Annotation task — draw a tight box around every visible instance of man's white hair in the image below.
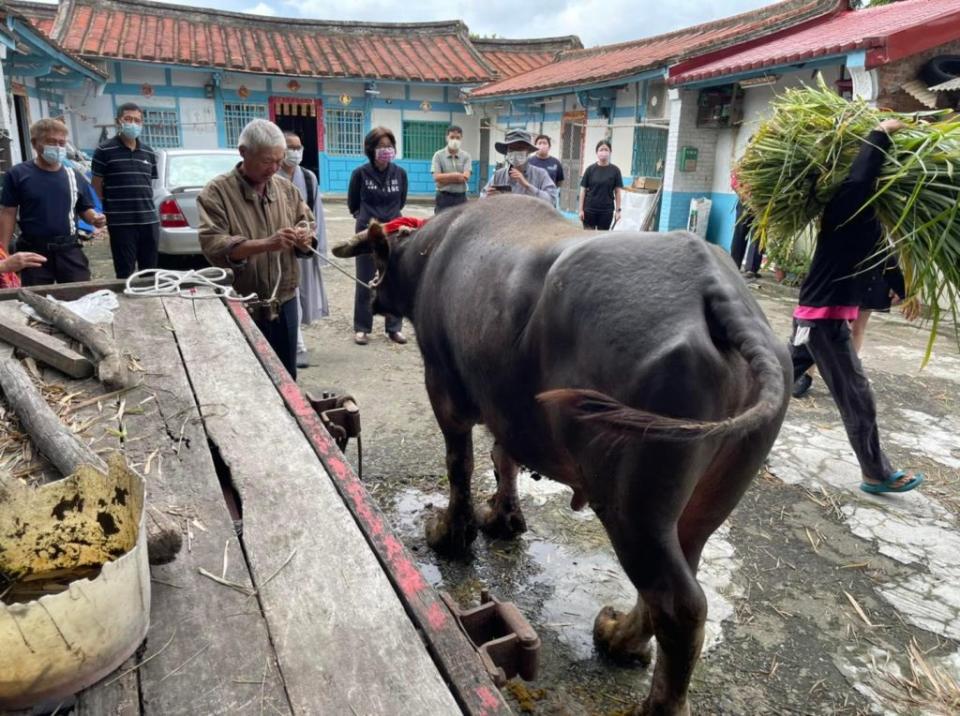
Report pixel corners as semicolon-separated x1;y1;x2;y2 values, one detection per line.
238;119;285;151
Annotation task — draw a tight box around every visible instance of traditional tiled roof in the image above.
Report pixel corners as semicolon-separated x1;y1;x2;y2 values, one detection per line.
3;1;107;80
7;0;58;37
473;36;582;78
469;0;846;99
34;0;499;83
671;0;960;85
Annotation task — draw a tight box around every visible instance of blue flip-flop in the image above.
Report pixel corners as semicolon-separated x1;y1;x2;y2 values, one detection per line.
860;470;924;495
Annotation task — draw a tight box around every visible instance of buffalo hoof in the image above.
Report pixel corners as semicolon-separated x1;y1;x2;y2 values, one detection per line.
636;697;690;716
425;507;477;556
476;498;527;539
593;606;653;666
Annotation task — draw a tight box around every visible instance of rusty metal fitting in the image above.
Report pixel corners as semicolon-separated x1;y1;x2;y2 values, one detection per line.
440;589;541;687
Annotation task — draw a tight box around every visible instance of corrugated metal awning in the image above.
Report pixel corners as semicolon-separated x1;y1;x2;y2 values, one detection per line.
930;77;960;92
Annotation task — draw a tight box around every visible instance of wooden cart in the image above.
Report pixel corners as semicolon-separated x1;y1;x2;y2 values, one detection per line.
0;281;511;716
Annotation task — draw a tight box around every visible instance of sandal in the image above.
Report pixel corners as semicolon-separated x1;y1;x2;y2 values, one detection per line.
860;470;924;495
354;332;369;345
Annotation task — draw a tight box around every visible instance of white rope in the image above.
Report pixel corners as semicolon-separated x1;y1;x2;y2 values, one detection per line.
304;244;375;289
123;267;258;301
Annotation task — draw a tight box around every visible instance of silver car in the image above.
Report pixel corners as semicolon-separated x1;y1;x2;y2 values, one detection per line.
154;149;240;265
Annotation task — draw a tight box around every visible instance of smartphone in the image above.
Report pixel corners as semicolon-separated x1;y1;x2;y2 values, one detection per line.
492;184;513;193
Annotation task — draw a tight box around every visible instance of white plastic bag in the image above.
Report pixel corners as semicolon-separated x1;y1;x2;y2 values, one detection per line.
20;289;120;325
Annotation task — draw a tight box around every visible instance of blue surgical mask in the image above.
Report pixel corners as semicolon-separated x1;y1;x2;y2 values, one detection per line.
120;122;142;139
42;145;67;164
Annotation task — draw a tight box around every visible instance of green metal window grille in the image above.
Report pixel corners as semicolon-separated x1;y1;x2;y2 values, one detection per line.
632;125;669;178
142;108;181;149
325;109;365;156
402;121;448;161
223;103;268;147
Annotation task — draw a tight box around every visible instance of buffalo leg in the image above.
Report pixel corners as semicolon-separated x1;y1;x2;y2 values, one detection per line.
638;550;706;716
425;427;479;555
591;444;709;716
476;442;527;539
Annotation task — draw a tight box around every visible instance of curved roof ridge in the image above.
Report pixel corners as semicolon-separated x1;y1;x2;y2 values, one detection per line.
55;0;470;36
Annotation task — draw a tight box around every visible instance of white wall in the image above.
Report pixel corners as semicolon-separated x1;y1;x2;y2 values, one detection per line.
64;91;113;151
121;64;166;86
709;64;845;195
179;97;218;148
170;70;207;88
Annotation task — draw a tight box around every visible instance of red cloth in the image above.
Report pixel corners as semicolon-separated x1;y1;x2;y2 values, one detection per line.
793;305;859;321
0;247;21;289
381;216;426;235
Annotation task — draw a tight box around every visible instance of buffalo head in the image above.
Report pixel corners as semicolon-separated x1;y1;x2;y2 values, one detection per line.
331;221;420;319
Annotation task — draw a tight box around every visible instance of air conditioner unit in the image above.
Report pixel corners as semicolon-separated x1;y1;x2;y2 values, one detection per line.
646;80;667;120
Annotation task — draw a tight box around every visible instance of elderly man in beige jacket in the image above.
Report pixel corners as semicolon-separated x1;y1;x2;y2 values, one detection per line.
198;119;315;379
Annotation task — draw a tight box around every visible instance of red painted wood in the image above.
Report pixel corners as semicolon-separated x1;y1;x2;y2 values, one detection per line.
227;302;512;716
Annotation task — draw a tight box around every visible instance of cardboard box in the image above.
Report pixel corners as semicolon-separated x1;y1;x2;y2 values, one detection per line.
631;176;662;191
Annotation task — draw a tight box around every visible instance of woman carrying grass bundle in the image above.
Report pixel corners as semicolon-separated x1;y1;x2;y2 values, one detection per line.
789;119;923;495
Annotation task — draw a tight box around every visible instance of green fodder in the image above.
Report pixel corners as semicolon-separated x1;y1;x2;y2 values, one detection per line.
736;76;960;361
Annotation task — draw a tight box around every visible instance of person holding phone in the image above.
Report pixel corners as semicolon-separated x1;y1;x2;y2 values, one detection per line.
481;129;557;205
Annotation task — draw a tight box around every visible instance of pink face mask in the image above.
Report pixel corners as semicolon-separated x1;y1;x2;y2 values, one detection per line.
375;147;396;163
597;149;611;161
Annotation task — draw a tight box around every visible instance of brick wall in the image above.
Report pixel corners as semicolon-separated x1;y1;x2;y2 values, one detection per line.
877;39;960;111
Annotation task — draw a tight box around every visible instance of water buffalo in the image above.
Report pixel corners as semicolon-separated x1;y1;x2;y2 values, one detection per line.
334;195;790;715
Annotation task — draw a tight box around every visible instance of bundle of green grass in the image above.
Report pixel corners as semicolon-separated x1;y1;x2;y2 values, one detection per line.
735;77;960;357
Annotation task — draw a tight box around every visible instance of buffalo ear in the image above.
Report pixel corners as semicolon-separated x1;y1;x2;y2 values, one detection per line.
331;230;374;258
368;221;390;261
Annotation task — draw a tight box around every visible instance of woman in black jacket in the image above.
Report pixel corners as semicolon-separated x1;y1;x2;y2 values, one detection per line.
347;127;408;345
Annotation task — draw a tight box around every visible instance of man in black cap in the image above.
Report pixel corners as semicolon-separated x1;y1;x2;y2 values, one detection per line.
481;129;557;205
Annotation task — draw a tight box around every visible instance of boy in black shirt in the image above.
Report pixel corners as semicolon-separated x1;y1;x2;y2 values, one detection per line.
789;119;922;495
527;134;564;205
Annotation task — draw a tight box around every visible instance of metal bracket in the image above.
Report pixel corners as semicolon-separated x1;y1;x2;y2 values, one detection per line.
306;390;361;452
306;389;363;478
440;589;541;687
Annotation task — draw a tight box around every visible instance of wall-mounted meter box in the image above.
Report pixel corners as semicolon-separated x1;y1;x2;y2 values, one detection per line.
679;146;699;172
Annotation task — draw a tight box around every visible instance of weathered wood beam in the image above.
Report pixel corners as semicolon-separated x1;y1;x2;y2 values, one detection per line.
17;289;134;390
0;320;94;379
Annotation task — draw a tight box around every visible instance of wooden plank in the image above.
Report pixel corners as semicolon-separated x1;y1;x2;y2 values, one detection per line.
106;296;290;716
0;272;234;302
0;319;93;378
165;297;462;716
227;303;513;716
0;279;130;302
75;658;141;716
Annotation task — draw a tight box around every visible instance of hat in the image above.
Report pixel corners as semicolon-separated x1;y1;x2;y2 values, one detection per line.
495;129;537;154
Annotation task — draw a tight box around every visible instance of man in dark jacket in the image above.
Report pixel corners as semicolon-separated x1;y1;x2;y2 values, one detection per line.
789;119;923;495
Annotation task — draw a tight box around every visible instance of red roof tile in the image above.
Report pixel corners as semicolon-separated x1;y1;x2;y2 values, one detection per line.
37;0;497;83
7;1;58;37
3;1;107;79
671;0;960;84
473;37;583;78
470;0;845;98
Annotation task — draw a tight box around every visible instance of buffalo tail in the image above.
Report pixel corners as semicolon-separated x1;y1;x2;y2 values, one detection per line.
537;282;788;442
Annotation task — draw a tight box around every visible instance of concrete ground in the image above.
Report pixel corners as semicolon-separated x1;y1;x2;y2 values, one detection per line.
88;202;960;715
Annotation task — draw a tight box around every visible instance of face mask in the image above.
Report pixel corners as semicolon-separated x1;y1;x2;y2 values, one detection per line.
447;138;461;152
285;148;303;165
42;145;67;164
597;149;611;161
120;122;142;139
375;147;396;163
506;151;528;167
